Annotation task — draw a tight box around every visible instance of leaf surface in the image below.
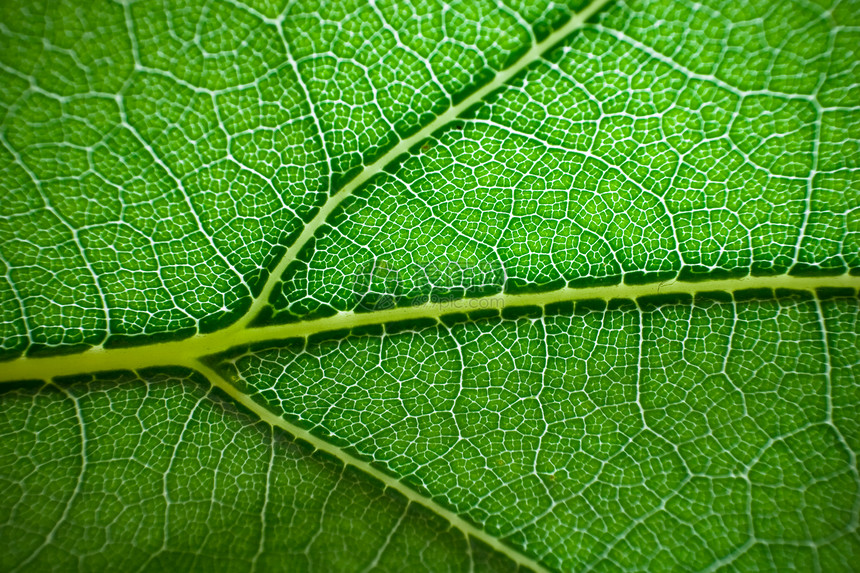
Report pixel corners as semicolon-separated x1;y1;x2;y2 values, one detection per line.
1;0;859;571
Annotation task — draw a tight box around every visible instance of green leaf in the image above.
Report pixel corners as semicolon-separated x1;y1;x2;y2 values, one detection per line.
1;0;859;571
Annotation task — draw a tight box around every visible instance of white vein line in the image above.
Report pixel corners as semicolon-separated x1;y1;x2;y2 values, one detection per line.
272;16;332;198
251;426;275;573
359;500;410;573
13;382;87;572
0;132;112;347
136;386;205;573
811;294;860;540
231;0;615;330
791;75;827;271
191;359;552;573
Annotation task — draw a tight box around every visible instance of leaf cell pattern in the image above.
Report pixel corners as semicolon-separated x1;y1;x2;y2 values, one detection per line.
0;0;859;571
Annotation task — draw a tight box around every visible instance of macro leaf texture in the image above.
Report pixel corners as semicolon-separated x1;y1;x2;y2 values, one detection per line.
1;0;859;570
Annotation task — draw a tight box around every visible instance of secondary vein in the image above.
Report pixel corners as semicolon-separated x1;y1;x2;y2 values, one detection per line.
191;359;553;573
230;0;615;332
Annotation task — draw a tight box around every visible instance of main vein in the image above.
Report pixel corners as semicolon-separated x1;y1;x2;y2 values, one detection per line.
2;273;857;384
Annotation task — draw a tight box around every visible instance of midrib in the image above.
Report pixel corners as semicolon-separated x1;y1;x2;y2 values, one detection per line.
1;273;857;384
